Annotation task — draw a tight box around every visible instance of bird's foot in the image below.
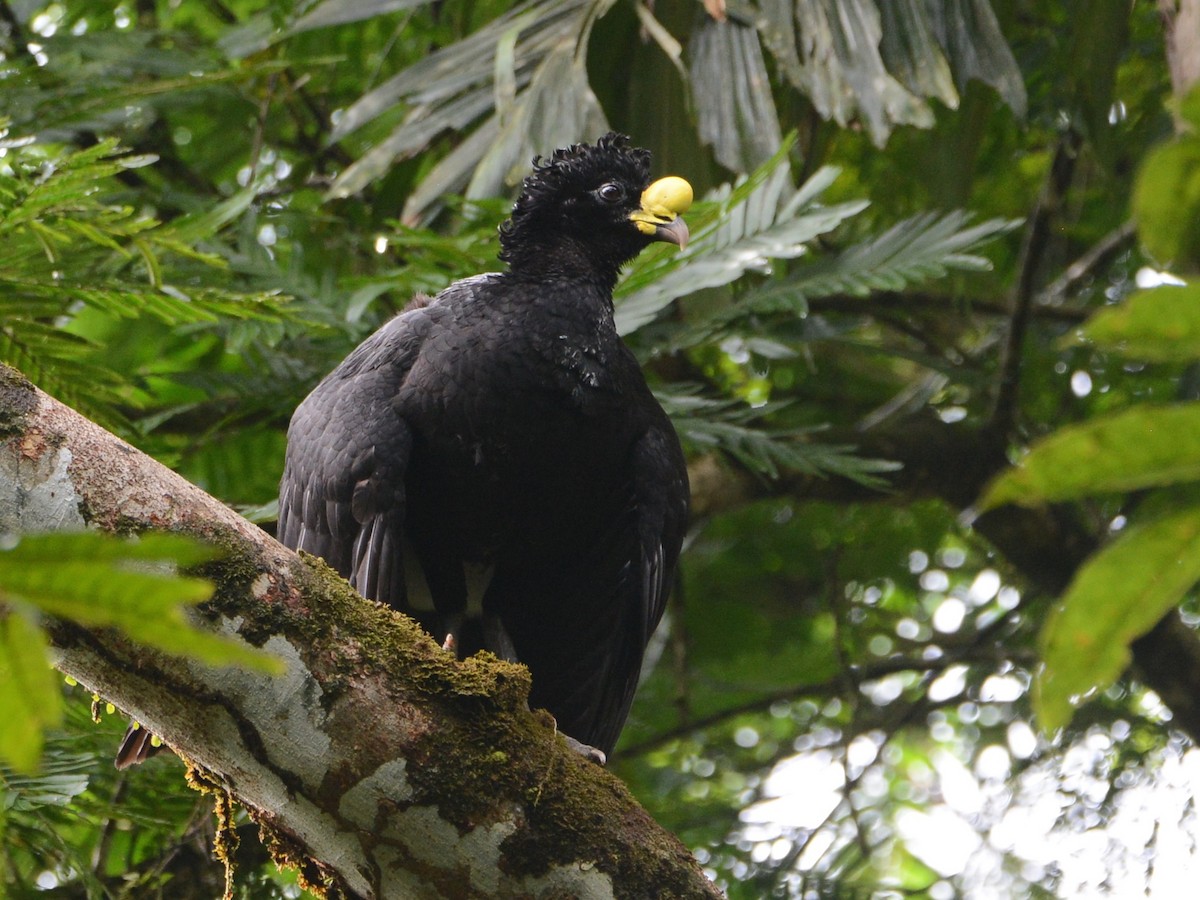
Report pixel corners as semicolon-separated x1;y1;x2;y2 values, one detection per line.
534;708;608;764
440;612;463;654
562;734;607;766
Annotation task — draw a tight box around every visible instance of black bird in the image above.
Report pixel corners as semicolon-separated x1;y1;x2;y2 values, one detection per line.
275;133;691;761
114;135;690;769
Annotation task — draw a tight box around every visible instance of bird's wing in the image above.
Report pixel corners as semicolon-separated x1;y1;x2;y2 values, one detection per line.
581;425;690;756
277;312;426;607
631;426;689;646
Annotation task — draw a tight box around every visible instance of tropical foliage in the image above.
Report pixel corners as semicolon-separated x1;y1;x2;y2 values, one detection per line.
2;0;1199;897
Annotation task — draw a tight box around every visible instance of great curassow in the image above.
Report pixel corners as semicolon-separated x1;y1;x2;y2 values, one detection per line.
117;133;691;768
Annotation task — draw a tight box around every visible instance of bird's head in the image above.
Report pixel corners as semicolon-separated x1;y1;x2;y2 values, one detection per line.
498;133;692;285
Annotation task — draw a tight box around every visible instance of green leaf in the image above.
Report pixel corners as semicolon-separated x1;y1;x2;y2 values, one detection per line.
0;533;282;673
1035;505;1200;732
1072;282;1200;361
980;404;1200;508
289;0;434;34
1179;81;1200;135
1132;136;1200;268
160;183;264;245
0;610;62;772
689;19;783;172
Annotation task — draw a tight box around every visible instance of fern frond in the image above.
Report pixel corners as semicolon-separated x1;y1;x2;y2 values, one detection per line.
0;134;294;425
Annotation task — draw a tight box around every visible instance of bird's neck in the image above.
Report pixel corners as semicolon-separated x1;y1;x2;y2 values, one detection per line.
501;235;633;294
508;266;618;297
501;269;617;317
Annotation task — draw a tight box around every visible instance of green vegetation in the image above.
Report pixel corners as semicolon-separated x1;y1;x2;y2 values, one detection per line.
2;1;1199;896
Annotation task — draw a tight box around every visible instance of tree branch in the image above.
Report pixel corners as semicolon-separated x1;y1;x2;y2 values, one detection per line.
1160;0;1200;98
810;292;1093;325
0;365;720;900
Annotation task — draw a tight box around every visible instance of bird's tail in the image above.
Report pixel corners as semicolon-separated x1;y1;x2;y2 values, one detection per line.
114;721;163;769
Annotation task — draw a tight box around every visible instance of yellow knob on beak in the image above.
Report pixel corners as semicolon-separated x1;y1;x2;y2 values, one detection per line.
630;176;693;249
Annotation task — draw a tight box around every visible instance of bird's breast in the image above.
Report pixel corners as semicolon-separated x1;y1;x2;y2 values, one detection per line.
550;331;613;396
397;296;647;555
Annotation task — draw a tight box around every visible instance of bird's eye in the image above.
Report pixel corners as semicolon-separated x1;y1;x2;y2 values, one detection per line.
597;182;624;204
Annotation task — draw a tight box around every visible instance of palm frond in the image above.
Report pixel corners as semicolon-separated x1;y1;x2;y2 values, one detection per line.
1;752;93;812
689;18;783;172
326;0;601;207
676;210;1019;344
661;393;900;486
751;0;1025;146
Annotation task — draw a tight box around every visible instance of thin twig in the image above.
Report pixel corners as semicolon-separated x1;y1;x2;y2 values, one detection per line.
90;772;129;875
618;646;1006;757
1038;220;1138;306
246;72;278;187
823;553;874;863
0;1;33;61
991;128;1084;437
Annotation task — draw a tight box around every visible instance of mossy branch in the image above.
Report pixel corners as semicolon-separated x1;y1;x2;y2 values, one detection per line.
0;364;721;900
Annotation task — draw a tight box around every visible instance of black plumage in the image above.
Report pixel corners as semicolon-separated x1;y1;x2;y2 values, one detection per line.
275;133;691;760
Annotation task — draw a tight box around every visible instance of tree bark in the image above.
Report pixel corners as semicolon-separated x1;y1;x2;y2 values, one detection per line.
0;365;721;900
1160;0;1200;99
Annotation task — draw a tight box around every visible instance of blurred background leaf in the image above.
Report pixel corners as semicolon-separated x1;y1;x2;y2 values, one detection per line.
0;530;284;780
1036;504;1200;733
1073;281;1200;362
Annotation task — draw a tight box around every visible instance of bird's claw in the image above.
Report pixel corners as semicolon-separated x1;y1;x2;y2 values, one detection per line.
562;733;607;766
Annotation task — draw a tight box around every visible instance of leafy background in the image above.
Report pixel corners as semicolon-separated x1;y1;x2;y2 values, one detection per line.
2;0;1200;897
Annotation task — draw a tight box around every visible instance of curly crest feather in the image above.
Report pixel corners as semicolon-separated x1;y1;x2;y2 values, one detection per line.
498;133;653;270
